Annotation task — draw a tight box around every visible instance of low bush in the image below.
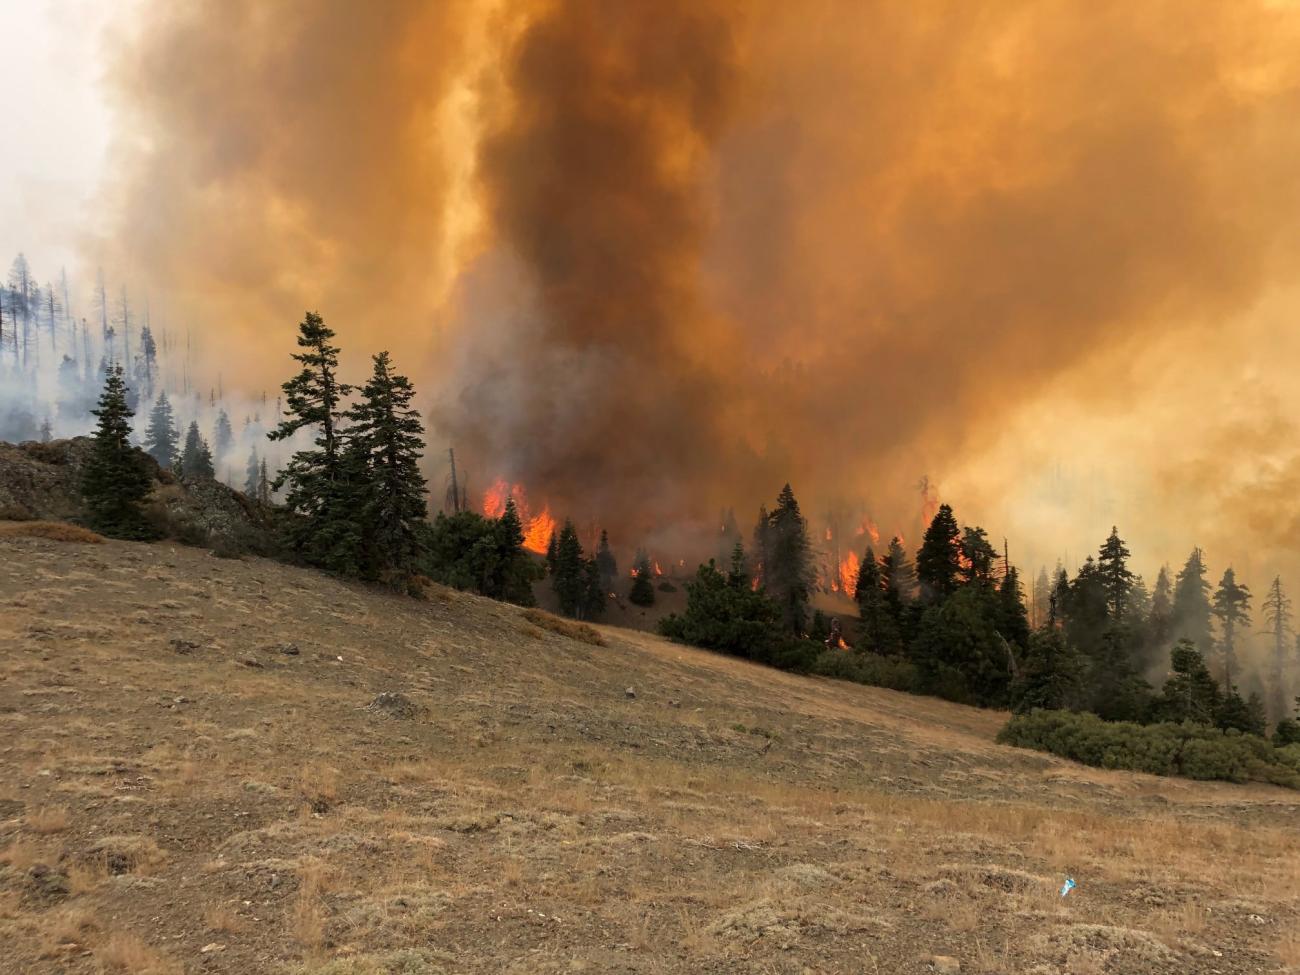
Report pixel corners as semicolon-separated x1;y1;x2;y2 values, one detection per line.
998;709;1300;789
810;649;918;693
521;608;606;647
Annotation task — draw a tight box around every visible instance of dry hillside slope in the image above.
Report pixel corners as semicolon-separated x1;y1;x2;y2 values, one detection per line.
1;531;1298;974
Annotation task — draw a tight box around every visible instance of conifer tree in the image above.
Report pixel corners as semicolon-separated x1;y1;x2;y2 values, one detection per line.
629;551;656;607
143;392;178;470
1172;547;1213;653
257;458;271;504
1263;577;1293;720
855;546;896;652
1215;686;1266;736
80;367;155;539
1158;640;1221;725
595;529;618;589
996;566;1031;651
552;520;586;618
244;446;260;496
764;485;813;634
345;351;428;578
1032;567;1051;629
1062;557;1109;659
916;504;961;601
959;525;997;586
880;536;916;609
1211;567;1251;686
493;497;537;606
751;504;771;586
213;409;234;461
268;312;354;562
545;531;559;576
1097;526;1135;623
1148;564;1174;657
1010;623;1084;713
179;421;215;480
580;558;606;621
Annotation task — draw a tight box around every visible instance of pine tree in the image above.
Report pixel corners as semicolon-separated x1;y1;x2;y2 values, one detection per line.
143;392;178;469
1158;639;1221;725
1148;564;1174;660
996;566;1031;651
493;497;537;606
1172;548;1213;653
257;458;271;504
1032;567;1051;629
629;551;656;607
580;558;606;621
855;546;896;652
179;421;215;480
545;531;559;576
39;417;53;443
212;409;234;461
595;529;618;589
764;485;813;634
244;447;261;496
1263;577;1293;720
1097;526;1135;624
916;504;961;601
80;367;156;539
959;525;996;586
268;312;354;563
345;351;428;579
1010;625;1084;713
1215;686;1266;736
881;535;916;607
552;520;586;618
1211;567;1251;686
751;504;771;587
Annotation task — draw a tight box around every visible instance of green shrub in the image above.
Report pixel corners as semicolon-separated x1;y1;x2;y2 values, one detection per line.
811;649;918;693
998;710;1300;789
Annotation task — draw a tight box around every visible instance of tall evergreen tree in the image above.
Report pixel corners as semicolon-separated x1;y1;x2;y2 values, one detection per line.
1010;625;1084;713
751;504;771;587
80;367;155;539
345;351;428;578
494;497;536;606
552;520;586;618
268;312;354;562
629;551;656;607
855;546;897;652
1211;567;1251;686
595;529;618;589
1097;526;1135;623
244;446;261;496
1062;557;1109;659
1263;576;1293;720
916;504;961;601
996;566;1032;651
764;485;813;634
959;525;997;587
1148;564;1174;658
544;531;559;576
1172;547;1214;654
1158;639;1221;725
142;391;178;469
212;409;234;460
1032;567;1052;629
881;536;916;600
581;558;606;621
179;421;215;480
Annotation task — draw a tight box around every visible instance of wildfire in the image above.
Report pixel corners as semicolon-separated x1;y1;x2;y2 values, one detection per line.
863;518;880;546
653;560;663;576
839;550;860;597
481;478;555;555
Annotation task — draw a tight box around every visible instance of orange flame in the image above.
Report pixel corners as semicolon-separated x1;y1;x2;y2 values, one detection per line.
481;479;555;555
839;550;860;597
653;560;663;576
863;518;880;546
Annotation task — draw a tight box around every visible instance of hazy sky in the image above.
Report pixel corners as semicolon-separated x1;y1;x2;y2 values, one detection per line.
0;0;114;273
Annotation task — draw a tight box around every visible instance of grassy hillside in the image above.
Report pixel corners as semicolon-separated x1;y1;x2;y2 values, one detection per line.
1;528;1297;974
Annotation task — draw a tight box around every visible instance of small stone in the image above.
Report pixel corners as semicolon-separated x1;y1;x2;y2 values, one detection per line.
1247;913;1267;925
926;957;961;975
238;657;263;669
200;943;225;954
170;638;200;655
624;687;636;699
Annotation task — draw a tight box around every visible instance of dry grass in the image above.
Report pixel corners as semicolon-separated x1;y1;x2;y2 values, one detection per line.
0;838;42;871
94;932;179;974
202;901;246;934
0;520;104;544
520;608;606;646
27;806;70;834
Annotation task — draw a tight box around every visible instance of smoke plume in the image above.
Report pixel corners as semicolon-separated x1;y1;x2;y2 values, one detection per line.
99;1;1300;579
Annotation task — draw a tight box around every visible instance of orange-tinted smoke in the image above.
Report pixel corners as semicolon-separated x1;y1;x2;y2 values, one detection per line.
100;1;1300;568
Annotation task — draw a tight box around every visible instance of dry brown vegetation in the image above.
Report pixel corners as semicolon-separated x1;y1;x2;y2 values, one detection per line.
0;533;1298;974
520;607;607;646
0;520;104;544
